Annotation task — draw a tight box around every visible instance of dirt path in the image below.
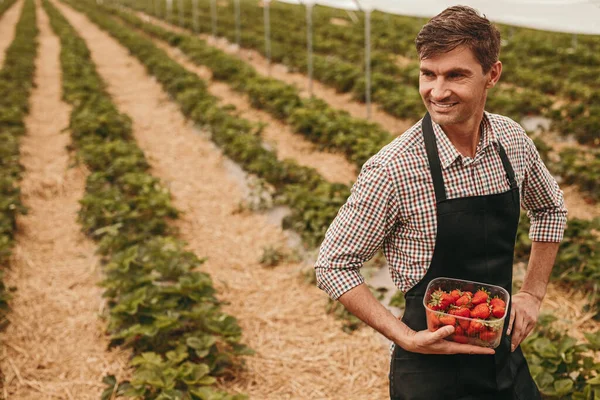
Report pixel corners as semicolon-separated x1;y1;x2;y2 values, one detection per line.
135;10;414;137
0;0;24;69
52;1;390;398
151;38;357;185
0;3;130;398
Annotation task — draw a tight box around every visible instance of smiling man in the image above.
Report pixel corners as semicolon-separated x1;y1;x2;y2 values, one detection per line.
314;5;567;400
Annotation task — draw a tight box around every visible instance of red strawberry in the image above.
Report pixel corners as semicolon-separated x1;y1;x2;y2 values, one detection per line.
492;305;506;318
456;293;472;307
490;297;505;308
439;315;456;326
454;325;465;336
450;289;462;303
479;329;499;342
472;289;489;305
428;289;453;311
458;319;470;330
427;312;441;331
470;303;491;320
453;335;469;344
467;320;485;336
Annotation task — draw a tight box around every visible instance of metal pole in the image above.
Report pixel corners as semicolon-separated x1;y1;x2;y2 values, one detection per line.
166;0;173;23
306;3;314;97
365;9;372;119
235;0;241;49
192;0;199;32
264;0;271;74
211;0;217;38
178;0;184;26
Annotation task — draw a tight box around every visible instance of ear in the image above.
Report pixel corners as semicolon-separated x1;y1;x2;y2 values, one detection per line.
486;61;502;89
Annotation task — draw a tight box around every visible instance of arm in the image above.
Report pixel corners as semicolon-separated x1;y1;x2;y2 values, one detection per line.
316;163;493;355
507;241;559;351
508;135;567;351
339;283;495;355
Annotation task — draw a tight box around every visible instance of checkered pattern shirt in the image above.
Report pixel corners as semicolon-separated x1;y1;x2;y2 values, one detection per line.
315;112;567;300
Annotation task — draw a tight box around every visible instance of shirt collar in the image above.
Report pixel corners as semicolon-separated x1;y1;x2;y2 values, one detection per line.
430;112;497;169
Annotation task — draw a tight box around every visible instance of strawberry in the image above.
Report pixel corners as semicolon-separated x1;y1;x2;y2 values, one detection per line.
456;293;472;307
453;335;469;344
428;289;453;311
479;329;499;342
467;320;485;336
470;303;491;320
450;289;462;303
490;297;505;309
454;325;465;336
472;289;489;305
492;305;506;318
439;315;456;326
427;312;441;331
458;319;470;330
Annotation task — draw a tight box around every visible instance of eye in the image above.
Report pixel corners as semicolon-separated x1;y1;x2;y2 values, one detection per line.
421;71;434;77
448;72;464;79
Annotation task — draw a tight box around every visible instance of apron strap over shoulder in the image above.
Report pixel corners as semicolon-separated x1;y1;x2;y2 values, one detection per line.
495;142;519;190
422;113;447;202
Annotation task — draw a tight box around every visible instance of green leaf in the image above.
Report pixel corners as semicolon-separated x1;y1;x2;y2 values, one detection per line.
554;379;574;396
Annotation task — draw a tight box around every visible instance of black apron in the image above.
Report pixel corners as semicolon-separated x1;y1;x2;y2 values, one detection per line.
389;113;541;400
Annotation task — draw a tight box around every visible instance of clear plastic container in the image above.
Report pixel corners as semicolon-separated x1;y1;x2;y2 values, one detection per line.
423;277;510;349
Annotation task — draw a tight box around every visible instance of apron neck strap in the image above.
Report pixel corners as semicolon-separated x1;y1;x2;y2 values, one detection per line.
422;112;519;204
422;113;447;202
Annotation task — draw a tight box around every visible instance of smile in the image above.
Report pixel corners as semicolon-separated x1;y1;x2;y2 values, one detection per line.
431;101;458;109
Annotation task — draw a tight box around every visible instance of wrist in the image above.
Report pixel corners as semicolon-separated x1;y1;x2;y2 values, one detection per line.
519;289;543;303
394;324;416;351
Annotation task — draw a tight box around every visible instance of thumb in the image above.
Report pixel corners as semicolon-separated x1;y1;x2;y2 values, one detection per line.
428;325;454;343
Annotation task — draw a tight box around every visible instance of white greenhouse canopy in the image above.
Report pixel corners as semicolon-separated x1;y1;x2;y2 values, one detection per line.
279;0;600;35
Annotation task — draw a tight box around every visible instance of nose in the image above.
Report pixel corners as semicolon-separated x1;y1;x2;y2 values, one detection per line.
430;78;450;101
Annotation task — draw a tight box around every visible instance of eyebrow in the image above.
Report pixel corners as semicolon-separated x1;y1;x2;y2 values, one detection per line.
420;67;473;76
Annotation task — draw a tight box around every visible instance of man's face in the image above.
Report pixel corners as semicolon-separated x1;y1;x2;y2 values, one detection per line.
419;46;500;127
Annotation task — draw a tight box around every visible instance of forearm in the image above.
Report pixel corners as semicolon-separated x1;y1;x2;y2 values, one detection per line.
338;283;413;348
519;241;560;301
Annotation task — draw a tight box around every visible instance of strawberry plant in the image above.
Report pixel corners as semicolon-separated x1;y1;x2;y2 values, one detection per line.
521;314;600;399
0;0;37;325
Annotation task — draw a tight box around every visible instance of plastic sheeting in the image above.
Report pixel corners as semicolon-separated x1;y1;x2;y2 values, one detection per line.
280;0;600;35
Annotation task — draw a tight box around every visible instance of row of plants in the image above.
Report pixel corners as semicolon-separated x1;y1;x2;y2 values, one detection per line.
65;0;353;249
129;0;600;148
110;2;394;170
0;0;36;327
0;0;17;17
43;1;250;398
109;3;600;206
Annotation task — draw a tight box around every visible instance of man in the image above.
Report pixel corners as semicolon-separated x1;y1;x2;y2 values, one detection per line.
314;5;567;400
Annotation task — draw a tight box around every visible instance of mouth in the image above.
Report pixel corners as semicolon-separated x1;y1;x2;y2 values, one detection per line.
430;100;458;110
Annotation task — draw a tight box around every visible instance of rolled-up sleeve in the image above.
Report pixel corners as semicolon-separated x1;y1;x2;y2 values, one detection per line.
521;137;568;242
314;162;399;299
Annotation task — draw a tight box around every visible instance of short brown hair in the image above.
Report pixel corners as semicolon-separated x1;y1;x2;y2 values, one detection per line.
415;5;501;73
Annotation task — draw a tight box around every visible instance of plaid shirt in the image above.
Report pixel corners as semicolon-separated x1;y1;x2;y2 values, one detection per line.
315;112;567;300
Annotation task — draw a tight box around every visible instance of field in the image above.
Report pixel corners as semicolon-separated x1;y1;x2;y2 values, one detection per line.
0;0;598;399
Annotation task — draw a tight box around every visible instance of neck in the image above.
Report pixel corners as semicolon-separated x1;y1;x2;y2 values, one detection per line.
440;113;484;158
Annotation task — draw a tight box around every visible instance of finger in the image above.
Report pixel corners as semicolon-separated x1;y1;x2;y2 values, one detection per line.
511;314;526;351
507;306;516;335
445;342;496;355
427;325;454;343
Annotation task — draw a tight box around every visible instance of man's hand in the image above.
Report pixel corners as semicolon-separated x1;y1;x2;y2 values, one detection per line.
507;291;542;352
403;325;495;355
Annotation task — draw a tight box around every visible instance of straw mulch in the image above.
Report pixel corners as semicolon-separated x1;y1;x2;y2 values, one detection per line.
0;4;131;398
55;2;391;398
0;0;24;69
